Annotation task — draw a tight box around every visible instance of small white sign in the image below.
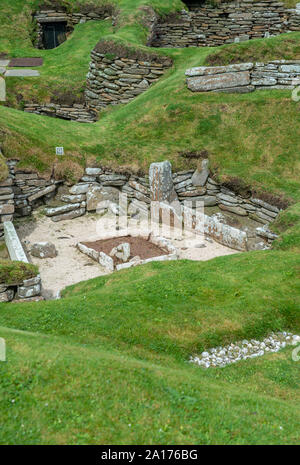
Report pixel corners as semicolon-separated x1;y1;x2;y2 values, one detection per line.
56;147;64;156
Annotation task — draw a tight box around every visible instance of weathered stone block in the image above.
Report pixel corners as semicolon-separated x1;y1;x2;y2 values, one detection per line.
31;242;57;259
149;161;177;203
187;71;251;92
192;160;210;187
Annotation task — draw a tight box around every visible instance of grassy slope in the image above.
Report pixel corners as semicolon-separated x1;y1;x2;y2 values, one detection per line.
0;248;300;444
0;0;299;445
0;251;299;361
0;10;299;204
0;325;299;445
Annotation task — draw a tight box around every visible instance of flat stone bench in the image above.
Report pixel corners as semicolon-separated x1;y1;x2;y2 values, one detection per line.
4;221;28;263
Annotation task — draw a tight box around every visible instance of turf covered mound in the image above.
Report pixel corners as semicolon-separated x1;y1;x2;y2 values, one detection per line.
0;0;299;446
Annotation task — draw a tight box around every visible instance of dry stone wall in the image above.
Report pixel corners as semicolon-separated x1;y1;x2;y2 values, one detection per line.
0;158;282;251
24;103;98;123
0;160;60;239
186;60;300;93
86;49;172;109
34;7;115;49
0;274;42;303
150;1;300;48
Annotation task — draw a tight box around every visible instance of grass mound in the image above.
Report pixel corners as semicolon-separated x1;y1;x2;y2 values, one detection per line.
0;325;299;445
205;33;300;66
0;260;38;285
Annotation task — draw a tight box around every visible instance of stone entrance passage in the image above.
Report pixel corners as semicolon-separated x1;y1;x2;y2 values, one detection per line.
42;22;67;49
184;1;205;10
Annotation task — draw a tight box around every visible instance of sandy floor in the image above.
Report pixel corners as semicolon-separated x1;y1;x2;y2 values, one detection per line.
17;212;238;299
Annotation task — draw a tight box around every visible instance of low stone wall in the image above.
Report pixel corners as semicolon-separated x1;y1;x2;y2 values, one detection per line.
186;61;300;93
0;222;42;303
0;158;282;251
0;176;14;237
0;160;59;239
77;234;178;273
24;103;98;123
85;48;172;109
34;6;115;49
150;2;300;48
43;161;282;251
0;274;42;303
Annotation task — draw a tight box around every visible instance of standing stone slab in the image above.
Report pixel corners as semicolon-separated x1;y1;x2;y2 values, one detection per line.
187;71;251;92
149;161;177;203
192;159;210;187
4;221;28;263
99;251;114;272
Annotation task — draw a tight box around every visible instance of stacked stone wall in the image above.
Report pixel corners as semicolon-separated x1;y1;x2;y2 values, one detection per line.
24;103;98;123
0;159;283;250
150;2;300;48
185;60;300;93
86;50;172;109
34;7;115;49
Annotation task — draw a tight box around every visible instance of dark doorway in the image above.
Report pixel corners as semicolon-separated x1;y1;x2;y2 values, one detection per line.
42;22;67;49
184;1;205;10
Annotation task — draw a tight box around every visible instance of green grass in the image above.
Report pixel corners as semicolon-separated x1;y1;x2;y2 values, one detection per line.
0;325;299;445
0;250;299;361
0;247;300;444
0;0;300;445
0;0;300;206
0;260;38;285
206;32;300;66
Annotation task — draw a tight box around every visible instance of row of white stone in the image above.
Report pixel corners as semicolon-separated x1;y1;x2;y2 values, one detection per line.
190;332;300;368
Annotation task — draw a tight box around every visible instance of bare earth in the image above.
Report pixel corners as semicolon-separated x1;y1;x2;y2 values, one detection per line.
17;212;238;299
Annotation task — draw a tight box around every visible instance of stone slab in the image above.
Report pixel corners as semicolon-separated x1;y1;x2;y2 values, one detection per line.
28;184;56;203
0;60;9;67
5;69;40;77
149;161;177;203
9;57;43;67
4;221;29;263
186;63;253;77
187;71;251;92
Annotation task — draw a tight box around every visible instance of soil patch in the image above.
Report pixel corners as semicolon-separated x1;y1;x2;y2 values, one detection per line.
82;236;168;265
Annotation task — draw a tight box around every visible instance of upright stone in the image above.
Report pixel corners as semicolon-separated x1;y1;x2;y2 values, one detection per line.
192;159;210;187
149;161;177;203
4;222;29;263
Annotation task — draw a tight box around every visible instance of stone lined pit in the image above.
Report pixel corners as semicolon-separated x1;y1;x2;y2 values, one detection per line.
82;235;168;266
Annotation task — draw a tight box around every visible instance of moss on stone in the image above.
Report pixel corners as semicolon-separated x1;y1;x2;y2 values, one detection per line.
0;260;38;285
